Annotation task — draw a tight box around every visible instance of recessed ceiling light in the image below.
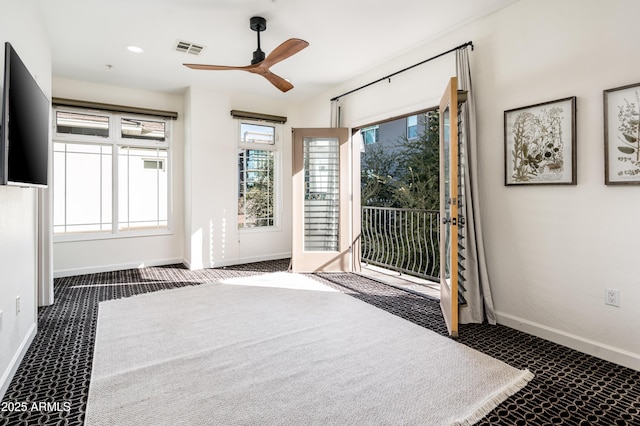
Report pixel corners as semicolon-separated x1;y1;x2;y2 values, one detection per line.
127;45;144;53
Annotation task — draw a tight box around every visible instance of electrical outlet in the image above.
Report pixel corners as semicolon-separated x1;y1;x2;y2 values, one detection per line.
16;295;21;315
605;288;620;307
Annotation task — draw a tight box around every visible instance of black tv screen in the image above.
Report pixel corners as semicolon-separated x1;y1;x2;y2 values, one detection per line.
0;42;50;188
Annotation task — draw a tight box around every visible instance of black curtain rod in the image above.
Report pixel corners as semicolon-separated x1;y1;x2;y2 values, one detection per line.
330;41;473;102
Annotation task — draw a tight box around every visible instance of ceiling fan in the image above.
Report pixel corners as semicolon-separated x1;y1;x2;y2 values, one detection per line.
184;16;308;93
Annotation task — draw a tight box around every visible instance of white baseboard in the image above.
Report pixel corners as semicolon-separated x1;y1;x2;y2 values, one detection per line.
0;323;36;400
184;253;291;270
496;311;640;371
235;252;291;266
53;257;185;278
55;254;291;276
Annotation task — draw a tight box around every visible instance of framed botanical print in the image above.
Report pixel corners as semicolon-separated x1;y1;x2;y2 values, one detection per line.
604;82;640;185
504;97;577;185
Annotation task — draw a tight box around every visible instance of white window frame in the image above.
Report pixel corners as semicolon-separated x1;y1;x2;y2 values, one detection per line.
237;118;282;232
53;106;173;242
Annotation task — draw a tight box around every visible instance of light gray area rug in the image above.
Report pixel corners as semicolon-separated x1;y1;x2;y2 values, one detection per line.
85;272;533;426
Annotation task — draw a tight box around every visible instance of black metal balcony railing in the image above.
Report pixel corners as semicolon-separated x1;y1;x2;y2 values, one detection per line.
361;207;440;282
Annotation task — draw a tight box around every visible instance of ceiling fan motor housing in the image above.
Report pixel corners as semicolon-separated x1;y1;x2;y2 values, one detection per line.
252;49;265;64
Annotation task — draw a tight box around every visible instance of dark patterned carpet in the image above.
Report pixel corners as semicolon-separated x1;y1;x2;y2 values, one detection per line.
1;259;639;425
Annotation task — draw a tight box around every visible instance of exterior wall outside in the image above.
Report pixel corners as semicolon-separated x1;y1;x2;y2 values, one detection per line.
300;0;640;370
378;119;406;152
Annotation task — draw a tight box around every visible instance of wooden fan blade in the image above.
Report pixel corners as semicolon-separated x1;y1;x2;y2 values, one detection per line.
259;70;294;93
183;38;305;92
261;38;309;68
183;63;258;71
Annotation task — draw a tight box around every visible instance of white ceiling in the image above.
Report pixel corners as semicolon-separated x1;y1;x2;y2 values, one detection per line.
37;0;520;102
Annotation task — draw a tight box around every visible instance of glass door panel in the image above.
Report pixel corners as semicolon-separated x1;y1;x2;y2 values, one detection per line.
439;77;459;337
442;108;451;282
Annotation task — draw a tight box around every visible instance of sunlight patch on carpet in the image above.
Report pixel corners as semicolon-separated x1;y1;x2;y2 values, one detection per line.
220;271;338;292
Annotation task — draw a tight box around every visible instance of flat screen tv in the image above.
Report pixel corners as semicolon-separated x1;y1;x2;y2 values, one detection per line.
0;42;50;188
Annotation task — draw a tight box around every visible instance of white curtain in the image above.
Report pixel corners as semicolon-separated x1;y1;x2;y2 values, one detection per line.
456;47;497;325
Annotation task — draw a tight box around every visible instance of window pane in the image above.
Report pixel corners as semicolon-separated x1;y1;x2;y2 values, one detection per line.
56;111;109;137
362;125;379;145
407;115;418;139
53;108;172;238
118;147;168;231
53;143;112;234
240;123;275;145
121;118;166;141
238;149;275;228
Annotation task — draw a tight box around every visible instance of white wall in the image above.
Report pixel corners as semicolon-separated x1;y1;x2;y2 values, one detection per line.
300;0;640;370
183;87;294;269
0;0;51;399
52;78;185;276
475;0;640;371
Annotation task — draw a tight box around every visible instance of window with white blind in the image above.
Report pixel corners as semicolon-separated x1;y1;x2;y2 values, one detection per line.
53;108;172;239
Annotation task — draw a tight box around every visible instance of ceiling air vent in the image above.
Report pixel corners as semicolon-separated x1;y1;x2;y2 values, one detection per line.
175;40;205;55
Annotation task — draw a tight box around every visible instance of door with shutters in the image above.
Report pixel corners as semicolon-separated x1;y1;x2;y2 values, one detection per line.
291;127;354;272
439;77;464;337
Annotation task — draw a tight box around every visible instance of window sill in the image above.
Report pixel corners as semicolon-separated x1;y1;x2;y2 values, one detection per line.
54;229;174;243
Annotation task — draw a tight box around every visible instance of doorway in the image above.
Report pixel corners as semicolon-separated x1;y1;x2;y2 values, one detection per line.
358;109;441;285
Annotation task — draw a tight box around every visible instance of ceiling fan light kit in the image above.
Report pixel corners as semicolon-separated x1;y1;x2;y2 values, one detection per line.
183;16;308;93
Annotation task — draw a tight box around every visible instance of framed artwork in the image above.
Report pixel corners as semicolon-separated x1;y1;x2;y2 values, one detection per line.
504;96;577;185
604;82;640;185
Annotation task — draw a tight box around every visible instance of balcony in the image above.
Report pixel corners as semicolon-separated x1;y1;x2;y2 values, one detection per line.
360;206;441;297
